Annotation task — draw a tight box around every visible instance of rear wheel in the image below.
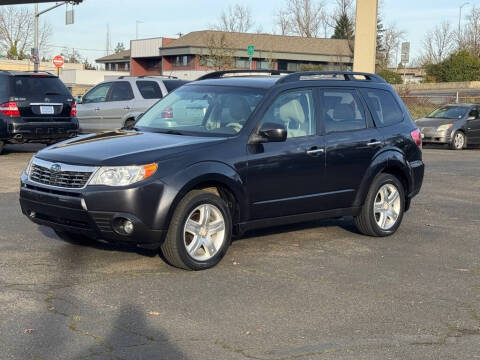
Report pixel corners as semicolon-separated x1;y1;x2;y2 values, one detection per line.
450;131;466;150
354;173;405;237
161;190;232;270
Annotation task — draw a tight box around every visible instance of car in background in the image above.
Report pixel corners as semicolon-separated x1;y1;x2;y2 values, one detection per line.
0;71;78;154
416;104;480;150
76;76;189;133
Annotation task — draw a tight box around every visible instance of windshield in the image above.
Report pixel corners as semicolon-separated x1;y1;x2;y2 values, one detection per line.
135;85;265;136
427;106;469;119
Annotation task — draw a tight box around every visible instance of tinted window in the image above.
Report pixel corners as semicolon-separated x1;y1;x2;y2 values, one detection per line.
362;89;404;127
136;81;163;99
83;83;112;103
321;89;366;133
163;80;189;92
260;89;316;138
108;81;134;101
0;75;9;100
136;85;264;137
11;76;70;99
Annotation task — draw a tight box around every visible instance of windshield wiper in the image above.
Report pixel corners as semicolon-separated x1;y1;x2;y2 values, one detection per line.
155;129;186;135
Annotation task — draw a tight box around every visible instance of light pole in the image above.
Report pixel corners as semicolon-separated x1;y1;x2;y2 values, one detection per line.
459;2;470;44
136;20;144;40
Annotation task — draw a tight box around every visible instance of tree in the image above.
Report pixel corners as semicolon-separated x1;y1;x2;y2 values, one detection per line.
60;48;83;64
331;13;354;40
425;50;480;82
377;23;405;68
201;33;234;70
215;4;253;33
377;69;403;84
114;42;126;54
275;0;326;38
0;6;51;60
462;7;480;57
420;21;455;65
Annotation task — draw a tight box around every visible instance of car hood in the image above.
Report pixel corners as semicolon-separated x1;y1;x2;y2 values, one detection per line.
36;130;226;166
415;117;459;127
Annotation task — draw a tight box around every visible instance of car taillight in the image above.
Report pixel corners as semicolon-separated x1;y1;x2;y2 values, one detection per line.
70;102;77;116
161;107;173;119
0;102;20;117
411;129;422;149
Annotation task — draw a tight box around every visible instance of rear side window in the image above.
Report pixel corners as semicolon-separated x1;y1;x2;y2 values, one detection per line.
163;80;188;92
136;81;162;99
108;81;134;102
361;89;404;127
0;76;9;100
321;89;367;133
11;76;70;99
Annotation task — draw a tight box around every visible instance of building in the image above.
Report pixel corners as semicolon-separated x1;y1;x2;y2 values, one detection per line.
96;50;131;72
60;69;129;96
390;67;426;84
96;31;354;80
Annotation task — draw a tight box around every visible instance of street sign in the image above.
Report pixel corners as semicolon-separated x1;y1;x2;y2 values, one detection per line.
247;45;254;56
401;42;410;64
53;55;65;68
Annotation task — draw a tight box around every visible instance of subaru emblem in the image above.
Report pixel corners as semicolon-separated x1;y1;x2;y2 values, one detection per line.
50;164;61;173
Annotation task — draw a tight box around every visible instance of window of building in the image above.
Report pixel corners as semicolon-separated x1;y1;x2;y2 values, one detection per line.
115;63;119;71
257;59;271;70
235;57;250;69
173;55;190;67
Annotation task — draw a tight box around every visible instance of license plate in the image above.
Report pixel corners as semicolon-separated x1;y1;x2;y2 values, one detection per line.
40;106;54;115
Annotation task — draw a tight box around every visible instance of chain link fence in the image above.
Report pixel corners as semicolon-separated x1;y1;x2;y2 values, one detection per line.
400;95;480;120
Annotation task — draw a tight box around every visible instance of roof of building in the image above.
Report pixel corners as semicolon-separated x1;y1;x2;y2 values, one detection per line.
96;50;131;63
163;30;353;57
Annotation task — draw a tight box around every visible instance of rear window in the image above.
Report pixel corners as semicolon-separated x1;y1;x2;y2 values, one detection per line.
361;88;404;127
163;80;189;92
11;76;70;99
136;81;163;99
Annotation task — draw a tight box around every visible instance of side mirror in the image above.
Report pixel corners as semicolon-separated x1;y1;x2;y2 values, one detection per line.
467;116;476;121
258;122;287;143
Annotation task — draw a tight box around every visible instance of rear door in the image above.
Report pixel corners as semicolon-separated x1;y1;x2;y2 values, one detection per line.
11;75;74;122
77;82;112;133
320;88;384;209
466;106;480;143
98;81;135;130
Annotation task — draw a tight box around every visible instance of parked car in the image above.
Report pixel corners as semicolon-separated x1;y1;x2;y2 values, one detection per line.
0;71;78;154
416;104;480;150
19;70;424;270
76;76;189;133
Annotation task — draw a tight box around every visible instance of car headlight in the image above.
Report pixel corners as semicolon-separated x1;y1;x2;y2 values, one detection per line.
25;156;35;176
437;124;453;132
88;163;158;187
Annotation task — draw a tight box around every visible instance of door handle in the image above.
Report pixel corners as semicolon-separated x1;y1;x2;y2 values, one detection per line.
306;147;325;155
94;107;100;111
124;106;131;110
367;141;382;147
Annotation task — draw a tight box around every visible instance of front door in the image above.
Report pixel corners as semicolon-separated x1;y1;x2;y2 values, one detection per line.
100;81;136;130
77;82;112;133
466;106;480;144
246;88;327;219
320;88;384;209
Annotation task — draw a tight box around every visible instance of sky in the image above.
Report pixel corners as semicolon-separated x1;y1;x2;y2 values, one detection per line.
20;0;470;64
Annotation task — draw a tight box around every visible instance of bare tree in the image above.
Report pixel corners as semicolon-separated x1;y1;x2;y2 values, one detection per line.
275;0;326;38
462;7;480;57
377;23;406;68
201;33;234;70
215;4;253;33
421;21;455;64
0;6;51;60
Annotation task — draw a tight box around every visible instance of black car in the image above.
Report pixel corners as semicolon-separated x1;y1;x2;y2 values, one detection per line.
0;71;78;154
19;71;424;270
416;104;480;150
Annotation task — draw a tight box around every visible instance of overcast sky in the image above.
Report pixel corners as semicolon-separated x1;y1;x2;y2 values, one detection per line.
29;0;468;64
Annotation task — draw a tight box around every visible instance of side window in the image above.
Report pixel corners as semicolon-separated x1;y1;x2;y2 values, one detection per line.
361;88;404;127
108;81;134;102
321;89;366;133
136;81;163;99
259;89;316;139
468;107;480;119
83;83;112;104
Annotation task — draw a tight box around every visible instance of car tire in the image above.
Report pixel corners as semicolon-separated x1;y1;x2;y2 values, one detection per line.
450;131;466;150
161;190;232;270
354;173;405;237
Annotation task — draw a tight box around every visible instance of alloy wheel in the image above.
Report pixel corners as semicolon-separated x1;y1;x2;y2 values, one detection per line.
454;133;465;149
373;184;401;231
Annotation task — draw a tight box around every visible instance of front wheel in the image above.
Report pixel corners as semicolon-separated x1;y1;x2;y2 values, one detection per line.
450;131;466;150
161;190;232;270
354;173;405;237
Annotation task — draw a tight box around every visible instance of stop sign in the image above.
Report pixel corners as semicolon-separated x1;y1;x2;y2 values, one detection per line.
52;55;64;68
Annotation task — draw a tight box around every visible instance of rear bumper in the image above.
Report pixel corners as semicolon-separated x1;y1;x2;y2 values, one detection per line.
19;178;167;249
2;118;78;142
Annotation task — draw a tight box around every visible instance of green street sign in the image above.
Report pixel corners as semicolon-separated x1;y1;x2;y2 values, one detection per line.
247;45;254;56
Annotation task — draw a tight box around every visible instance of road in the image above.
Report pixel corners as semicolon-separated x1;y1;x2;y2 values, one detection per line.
1;144;479;360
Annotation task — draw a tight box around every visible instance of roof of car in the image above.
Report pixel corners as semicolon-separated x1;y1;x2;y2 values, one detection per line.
0;70;56;77
187;77;281;89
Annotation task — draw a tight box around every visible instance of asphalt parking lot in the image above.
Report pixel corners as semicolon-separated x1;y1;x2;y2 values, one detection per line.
1;144;479;360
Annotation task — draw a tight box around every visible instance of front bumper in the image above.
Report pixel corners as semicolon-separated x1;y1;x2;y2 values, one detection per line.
420;128;450;144
19;174;168;249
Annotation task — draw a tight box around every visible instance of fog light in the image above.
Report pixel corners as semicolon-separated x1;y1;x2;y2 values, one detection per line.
123;220;134;235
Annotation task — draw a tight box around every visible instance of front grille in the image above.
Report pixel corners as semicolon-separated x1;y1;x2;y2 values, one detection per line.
30;164;92;189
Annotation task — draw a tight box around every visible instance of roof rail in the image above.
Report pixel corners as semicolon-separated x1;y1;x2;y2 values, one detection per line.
277;71;386;84
196;69;292;81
